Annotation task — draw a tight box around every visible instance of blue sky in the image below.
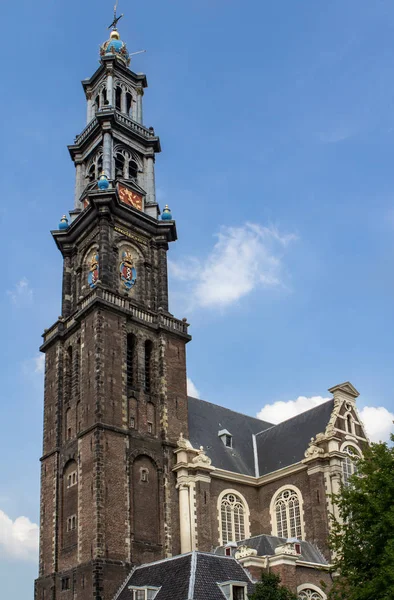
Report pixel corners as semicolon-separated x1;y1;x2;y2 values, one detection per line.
1;0;394;596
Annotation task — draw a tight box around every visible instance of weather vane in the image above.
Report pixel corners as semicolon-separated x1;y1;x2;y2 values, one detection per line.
108;1;124;30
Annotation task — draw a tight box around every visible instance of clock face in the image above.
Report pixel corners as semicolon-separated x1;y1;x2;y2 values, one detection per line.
118;184;143;211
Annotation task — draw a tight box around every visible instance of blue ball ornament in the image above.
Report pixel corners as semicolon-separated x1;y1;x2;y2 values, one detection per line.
59;215;69;230
161;205;173;220
98;173;110;190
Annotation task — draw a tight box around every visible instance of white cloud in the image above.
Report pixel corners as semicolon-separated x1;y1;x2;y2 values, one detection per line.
257;396;394;443
7;278;33;305
0;509;39;562
257;396;330;424
187;377;200;398
359;406;394;443
34;354;45;374
169;223;296;309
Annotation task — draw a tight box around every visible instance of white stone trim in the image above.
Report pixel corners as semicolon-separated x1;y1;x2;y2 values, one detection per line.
211;462;307;486
188;550;197;599
269;484;305;540
339;441;362;457
217;489;251;546
218;581;248;600
252;434;259;478
297;583;327;599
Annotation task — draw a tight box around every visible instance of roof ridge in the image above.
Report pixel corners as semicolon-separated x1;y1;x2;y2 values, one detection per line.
188;396;273;428
188;551;197;599
133;552;193;571
254;398;334;437
112;566;136;600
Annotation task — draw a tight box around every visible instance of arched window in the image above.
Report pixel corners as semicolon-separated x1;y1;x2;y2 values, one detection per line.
62;460;78;548
147;401;155;435
86;152;103;183
65;407;72;440
220;492;247;545
126;333;137;391
65;346;73;403
126;92;133;117
113;149;140;181
115;86;122;111
128;160;138;180
273;488;303;539
115;152;126;178
298;589;324;600
342;445;359;487
76;401;81;433
144;340;153;393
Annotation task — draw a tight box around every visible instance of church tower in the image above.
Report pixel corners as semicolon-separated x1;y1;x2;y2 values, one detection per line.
35;17;190;600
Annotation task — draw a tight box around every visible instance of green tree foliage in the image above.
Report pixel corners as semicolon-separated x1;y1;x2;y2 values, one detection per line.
329;435;394;600
249;572;298;600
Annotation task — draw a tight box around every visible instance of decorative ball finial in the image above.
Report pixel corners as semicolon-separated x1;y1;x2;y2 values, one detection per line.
100;6;130;67
59;215;69;230
161;205;173;221
98;172;110;190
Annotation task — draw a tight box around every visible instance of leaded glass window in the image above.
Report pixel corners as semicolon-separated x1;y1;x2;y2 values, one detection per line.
342;445;359;487
220;493;247;544
274;489;302;539
298;589;323;599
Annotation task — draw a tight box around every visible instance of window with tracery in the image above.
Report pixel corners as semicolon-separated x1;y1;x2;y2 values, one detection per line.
220;493;246;544
114;149;139;180
298;589;323;600
114;83;135;117
342;445;359;487
274;488;302;539
86;152;103;183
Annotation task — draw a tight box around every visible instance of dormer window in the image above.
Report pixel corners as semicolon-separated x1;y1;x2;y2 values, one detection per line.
218;582;248;600
128;587;160;600
218;429;233;448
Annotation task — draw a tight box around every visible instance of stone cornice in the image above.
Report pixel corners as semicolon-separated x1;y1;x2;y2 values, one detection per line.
295;560;331;571
68;109;160;158
210;461;307;487
81;59;147;91
41;290;191;350
40;422;180;462
52;191;176;252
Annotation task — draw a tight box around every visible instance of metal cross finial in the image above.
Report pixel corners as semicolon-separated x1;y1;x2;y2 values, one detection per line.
108;1;124;30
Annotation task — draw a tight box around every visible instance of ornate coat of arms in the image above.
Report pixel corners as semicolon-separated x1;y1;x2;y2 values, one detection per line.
120;250;137;290
88;253;99;288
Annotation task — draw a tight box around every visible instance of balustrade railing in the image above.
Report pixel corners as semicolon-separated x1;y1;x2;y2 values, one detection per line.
42;287;189;343
114;112;156;138
74;118;98;145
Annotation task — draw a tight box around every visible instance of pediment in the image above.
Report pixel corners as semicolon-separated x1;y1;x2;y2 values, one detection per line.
328;381;359;399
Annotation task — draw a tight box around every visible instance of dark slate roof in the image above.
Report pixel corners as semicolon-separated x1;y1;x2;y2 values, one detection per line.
114;552;254;600
188;396;334;477
187;397;273;476
215;534;328;565
255;400;334;475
